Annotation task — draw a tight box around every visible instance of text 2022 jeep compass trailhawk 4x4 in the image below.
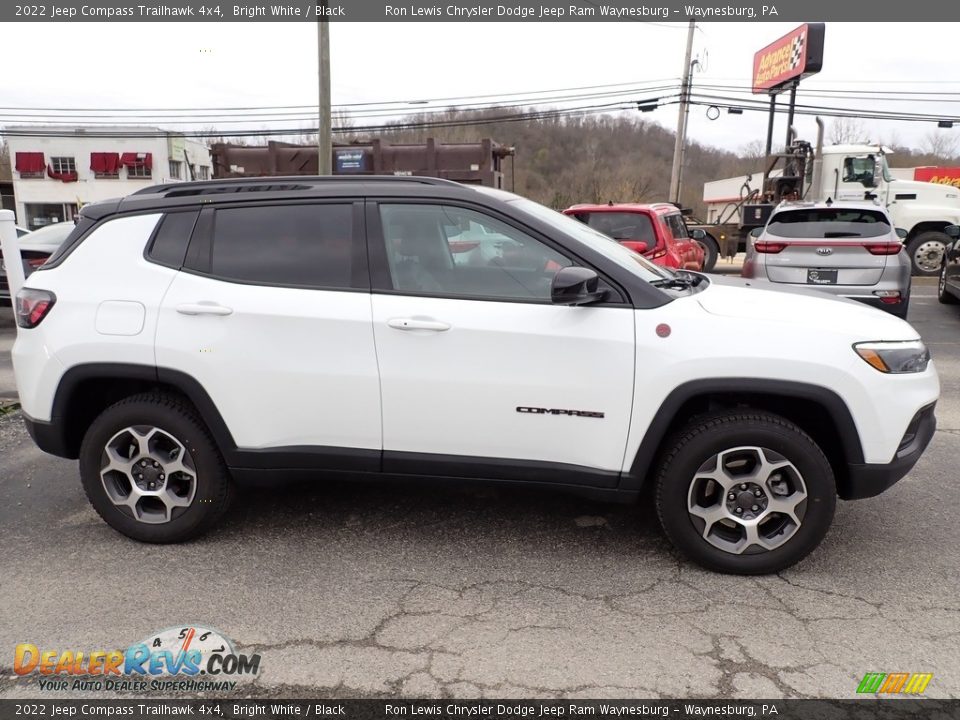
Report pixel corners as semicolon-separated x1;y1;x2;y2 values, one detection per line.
10;177;939;574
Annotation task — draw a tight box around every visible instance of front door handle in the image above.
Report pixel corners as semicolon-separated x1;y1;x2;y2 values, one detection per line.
176;303;234;316
387;318;451;332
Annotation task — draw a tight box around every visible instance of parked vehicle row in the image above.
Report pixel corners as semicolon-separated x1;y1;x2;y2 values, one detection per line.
10;176;938;575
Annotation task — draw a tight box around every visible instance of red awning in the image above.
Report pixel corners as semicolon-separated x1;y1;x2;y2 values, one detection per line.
47;165;78;183
90;152;121;174
15;152;45;174
120;152;153;170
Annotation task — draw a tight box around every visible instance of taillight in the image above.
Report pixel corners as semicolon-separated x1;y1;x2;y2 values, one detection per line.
864;243;902;256
754;242;787;254
15;288;56;329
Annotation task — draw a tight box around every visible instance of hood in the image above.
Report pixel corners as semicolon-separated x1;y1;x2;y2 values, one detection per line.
696;276;919;342
890;178;960;206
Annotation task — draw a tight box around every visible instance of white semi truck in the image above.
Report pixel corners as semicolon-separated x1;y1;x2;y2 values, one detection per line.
696;120;960;275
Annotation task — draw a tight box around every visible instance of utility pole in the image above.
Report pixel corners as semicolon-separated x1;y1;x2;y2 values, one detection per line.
668;20;695;205
317;10;332;175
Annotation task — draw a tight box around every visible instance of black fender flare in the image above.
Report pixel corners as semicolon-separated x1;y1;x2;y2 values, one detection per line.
622;378;865;491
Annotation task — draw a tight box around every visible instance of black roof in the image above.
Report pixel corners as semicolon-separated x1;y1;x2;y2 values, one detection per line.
80;175;487;220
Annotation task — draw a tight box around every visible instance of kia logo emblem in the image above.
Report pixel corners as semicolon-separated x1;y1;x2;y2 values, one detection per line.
816;247;833;256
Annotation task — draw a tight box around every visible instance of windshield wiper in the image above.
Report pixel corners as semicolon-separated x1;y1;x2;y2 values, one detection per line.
650;271;705;290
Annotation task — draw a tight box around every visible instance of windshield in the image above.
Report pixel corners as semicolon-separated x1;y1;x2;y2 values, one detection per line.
767;208;892;238
504;198;672;282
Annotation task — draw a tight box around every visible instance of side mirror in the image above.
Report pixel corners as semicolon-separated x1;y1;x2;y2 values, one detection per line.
551;266;607;306
749;227;764;238
896;228;908;240
690;228;706;240
945;225;960;239
621;240;648;254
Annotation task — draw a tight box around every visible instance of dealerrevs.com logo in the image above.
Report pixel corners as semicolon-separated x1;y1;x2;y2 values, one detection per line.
14;625;260;693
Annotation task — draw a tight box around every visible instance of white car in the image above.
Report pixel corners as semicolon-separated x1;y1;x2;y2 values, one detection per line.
1;222;75;303
10;177;939;574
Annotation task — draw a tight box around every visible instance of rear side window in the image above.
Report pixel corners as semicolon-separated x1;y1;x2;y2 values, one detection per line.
148;211;199;268
209;204;354;288
768;208;892;238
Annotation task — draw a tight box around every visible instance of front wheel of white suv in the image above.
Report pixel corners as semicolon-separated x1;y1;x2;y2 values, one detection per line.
79;393;233;543
654;411;836;574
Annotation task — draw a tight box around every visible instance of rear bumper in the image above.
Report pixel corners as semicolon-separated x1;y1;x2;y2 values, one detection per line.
22;411;76;459
839;402;936;500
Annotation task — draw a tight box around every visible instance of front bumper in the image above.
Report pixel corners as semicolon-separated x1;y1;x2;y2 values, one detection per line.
839;402;936;500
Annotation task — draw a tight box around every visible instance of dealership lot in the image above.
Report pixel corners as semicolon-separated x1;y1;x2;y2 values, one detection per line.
1;282;958;700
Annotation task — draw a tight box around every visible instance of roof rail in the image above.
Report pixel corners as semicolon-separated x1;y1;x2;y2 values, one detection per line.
131;175;463;197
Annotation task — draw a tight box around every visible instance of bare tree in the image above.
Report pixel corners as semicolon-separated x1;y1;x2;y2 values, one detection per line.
829;117;870;145
920;130;960;161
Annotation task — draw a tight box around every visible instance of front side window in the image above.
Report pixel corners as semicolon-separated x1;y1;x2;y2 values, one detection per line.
842;156;875;184
664;213;689;240
379;204;571;301
767;208;892;238
209;204;355;288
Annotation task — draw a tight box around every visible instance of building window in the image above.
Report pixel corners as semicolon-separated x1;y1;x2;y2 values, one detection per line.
15;152;45;178
91;152;121;179
120;152;153;179
51;157;77;175
169;160;182;180
198;165;210;180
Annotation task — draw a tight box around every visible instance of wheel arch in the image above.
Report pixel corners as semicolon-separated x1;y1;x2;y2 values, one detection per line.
625;379;864;494
905;221;951;242
42;363;235;460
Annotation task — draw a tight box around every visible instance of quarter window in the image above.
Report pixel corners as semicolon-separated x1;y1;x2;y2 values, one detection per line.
209;204;355;288
148;211;199;268
379;204;571;301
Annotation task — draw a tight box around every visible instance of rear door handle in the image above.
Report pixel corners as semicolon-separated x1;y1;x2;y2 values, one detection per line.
176;303;233;317
387;318;451;332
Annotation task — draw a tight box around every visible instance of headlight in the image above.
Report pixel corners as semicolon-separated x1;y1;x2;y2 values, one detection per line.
854;341;930;374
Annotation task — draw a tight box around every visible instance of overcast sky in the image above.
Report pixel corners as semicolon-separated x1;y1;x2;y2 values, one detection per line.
4;21;960;160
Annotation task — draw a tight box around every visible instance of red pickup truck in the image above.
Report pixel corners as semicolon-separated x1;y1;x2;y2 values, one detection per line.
563;203;705;271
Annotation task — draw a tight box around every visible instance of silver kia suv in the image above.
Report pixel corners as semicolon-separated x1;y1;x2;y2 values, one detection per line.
742;201;911;318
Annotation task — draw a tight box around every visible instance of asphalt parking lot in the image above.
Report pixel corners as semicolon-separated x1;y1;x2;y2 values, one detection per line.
1;280;958;701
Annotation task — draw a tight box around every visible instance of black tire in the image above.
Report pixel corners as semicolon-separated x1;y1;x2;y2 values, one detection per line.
906;231;950;277
79;392;232;543
938;260;959;305
697;234;720;273
654;411;836;575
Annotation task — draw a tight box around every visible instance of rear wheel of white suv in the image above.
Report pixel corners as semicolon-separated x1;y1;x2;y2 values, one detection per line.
79;393;232;543
655;411;836;574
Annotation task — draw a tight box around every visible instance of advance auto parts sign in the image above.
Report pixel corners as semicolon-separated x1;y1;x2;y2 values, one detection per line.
752;23;825;94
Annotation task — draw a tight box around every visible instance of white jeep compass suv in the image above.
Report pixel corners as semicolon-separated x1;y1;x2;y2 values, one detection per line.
9;177;940;574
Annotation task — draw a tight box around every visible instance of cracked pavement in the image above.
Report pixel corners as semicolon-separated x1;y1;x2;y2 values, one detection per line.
1;283;958;700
